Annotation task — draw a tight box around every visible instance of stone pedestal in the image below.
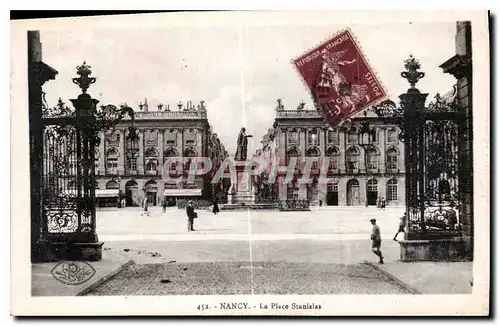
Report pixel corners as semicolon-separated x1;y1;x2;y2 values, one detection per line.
399;238;467;262
35;242;104;262
232;161;255;205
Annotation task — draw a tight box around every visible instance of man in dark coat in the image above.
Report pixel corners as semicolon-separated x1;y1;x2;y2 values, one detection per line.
186;200;196;231
212;198;220;215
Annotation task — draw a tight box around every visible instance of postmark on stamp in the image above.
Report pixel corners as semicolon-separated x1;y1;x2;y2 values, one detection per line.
50;261;96;285
292;28;387;126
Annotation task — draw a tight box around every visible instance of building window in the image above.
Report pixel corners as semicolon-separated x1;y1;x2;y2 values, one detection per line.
327;183;338;192
347;129;357;144
386;148;398;171
366;148;378;172
106;158;118;171
146;159;157;171
326;147;340;171
308;130;319;146
185;131;196;146
127;157;137;171
346;147;359;171
327;130;338;145
287;185;299;200
388;129;398;143
387;179;398;201
166;131;177;146
288;130;299;145
106;148;119;174
367;179;378;192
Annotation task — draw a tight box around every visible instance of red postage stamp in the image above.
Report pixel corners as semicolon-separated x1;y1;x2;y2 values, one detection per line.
292;29;387;126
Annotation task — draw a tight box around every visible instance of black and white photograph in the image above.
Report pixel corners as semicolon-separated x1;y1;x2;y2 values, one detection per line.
10;10;490;316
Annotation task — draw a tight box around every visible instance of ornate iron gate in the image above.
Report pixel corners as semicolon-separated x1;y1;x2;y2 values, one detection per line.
42;98;97;241
374;56;463;240
37;62;136;258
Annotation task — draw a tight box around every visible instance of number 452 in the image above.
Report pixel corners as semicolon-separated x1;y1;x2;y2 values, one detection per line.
197;304;209;311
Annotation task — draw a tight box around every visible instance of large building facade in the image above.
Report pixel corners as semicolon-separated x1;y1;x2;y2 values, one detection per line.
255;100;406;207
95;100;228;207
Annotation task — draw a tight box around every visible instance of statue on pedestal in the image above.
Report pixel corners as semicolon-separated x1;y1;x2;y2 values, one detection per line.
235;127;252;161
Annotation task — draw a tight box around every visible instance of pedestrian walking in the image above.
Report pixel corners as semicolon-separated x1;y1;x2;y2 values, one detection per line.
162;199;167;213
393;212;406;241
141;197;150;216
121;197;126;208
212;198;220;215
370;218;384;264
186;200;196;231
381;198;386;210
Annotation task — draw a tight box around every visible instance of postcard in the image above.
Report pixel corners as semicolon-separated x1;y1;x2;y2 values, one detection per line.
10;10;490;316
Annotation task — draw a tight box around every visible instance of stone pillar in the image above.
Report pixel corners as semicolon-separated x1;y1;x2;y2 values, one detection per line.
338;176;347;206
28;31;58;262
380;127;386;172
339;129;346;173
117;129;125;175
358;145;365;173
359;178;366;207
440;21;473;259
98;131;105;175
158;130;164;173
138;129;144;174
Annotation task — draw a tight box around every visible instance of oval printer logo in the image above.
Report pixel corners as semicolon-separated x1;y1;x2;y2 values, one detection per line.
50;261;96;285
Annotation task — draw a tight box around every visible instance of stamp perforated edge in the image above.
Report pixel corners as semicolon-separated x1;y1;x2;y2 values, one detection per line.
290;27;390;125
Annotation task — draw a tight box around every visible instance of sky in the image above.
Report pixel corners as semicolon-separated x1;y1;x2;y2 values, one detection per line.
40;18;457;156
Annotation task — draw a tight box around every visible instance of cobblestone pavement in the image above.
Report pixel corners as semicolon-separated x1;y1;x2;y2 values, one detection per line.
87;262;410;295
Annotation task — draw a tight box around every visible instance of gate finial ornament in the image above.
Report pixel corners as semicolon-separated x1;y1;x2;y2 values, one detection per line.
401;55;425;89
72;61;96;94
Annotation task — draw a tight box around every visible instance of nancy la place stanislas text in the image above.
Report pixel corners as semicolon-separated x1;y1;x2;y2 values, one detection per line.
197;302;323;311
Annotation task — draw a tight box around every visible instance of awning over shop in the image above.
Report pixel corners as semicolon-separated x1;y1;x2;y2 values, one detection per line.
96;189;120;198
163;189;202;197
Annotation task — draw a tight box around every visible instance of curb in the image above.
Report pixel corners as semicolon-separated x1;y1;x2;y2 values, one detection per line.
76;259;135;296
363;261;423;295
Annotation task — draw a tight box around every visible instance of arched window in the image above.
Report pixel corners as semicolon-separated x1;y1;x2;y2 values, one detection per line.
386;179;398;201
366;147;379;172
386;148;398;171
306;147;320;157
145;147;159;158
286;147;300;166
184;148;197;157
146;159;158;172
106;148;119;174
326;146;340;170
345;147;360;171
164;148;179;172
145;147;159;173
106;180;119;189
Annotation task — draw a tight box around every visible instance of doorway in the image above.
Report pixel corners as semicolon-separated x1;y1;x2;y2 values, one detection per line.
366;179;378;206
347;179;360;206
125;180;139;206
326;183;338;206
